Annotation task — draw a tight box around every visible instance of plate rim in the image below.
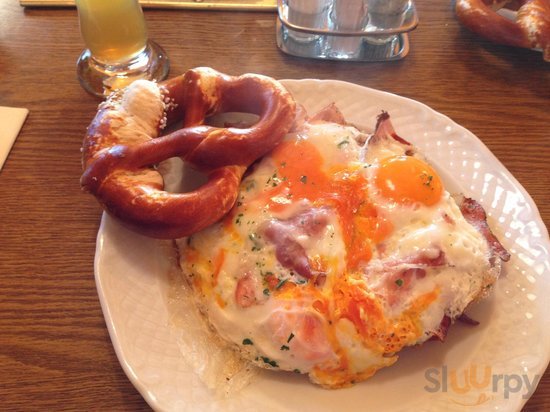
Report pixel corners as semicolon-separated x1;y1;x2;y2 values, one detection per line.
94;78;550;411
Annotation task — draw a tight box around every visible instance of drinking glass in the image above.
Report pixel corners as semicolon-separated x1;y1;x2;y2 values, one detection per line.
76;0;170;98
286;0;331;43
326;0;369;59
366;0;408;44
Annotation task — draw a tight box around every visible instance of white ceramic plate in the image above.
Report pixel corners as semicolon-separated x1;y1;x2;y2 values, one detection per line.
95;79;550;411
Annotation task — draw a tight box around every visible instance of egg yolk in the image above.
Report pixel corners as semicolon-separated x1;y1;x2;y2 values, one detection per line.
374;155;443;206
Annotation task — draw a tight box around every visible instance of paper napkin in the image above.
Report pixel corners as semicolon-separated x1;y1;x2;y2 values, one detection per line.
0;107;29;171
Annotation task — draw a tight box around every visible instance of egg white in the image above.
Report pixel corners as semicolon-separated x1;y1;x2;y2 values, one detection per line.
177;118;499;388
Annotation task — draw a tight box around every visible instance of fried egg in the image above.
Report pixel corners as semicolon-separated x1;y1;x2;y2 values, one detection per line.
176;108;509;389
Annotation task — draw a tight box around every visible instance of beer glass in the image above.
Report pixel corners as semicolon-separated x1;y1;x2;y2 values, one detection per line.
76;0;170;98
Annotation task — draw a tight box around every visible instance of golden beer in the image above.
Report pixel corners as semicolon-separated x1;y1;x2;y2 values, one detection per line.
76;0;148;64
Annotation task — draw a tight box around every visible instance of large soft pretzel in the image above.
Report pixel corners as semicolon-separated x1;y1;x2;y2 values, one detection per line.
455;0;550;61
81;68;296;238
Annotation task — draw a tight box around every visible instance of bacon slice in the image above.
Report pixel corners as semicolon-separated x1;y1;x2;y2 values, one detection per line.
385;250;447;268
429;312;480;342
427;198;507;339
235;273;257;308
458;196;511;263
457;312;480;326
371;250;446;306
309;103;347;125
289;104;309;132
372;111;412;147
430;315;452;342
261;208;330;279
263;226;312;278
388;266;425;290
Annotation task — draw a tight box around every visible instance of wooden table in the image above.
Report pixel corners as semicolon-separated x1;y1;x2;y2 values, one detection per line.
1;0;548;410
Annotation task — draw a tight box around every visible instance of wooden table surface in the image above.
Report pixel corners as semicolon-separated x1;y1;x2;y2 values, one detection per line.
1;0;548;410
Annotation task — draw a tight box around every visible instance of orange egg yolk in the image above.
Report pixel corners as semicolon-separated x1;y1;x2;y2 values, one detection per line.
254;139;393;269
374;155;443;206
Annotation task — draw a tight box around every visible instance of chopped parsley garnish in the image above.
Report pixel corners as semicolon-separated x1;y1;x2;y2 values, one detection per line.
245;180;256;192
275;279;287;289
337;139;349;148
263;288;270;296
300;175;307;184
255;260;266;269
395;278;404;287
235;213;244;224
280;345;290;351
266;171;285;187
249;233;262;251
420;172;434;188
242;338;254;345
260;356;279;368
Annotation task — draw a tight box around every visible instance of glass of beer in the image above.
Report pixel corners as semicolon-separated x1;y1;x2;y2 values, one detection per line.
76;0;170;98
